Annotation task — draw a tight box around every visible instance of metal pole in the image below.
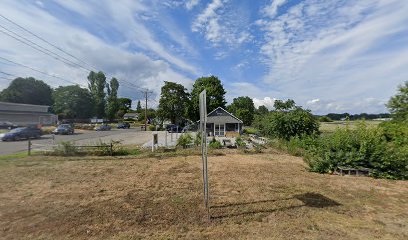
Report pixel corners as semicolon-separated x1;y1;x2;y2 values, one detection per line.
144;91;148;131
176;126;179;139
152;132;154;152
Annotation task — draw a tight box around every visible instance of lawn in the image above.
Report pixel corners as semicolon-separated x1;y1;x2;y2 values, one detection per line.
0;149;407;239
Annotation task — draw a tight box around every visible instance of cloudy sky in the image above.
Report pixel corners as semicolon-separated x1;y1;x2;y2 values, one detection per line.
1;0;407;114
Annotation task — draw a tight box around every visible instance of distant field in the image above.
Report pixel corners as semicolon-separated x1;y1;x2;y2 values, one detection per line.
319;120;382;133
1;149;407;239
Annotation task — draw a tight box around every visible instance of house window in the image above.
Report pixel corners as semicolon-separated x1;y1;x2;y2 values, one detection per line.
214;124;225;136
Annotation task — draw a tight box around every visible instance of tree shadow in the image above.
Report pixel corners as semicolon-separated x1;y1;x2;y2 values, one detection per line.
210;192;340;220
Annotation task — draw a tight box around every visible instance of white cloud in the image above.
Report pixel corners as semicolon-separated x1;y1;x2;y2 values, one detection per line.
0;1;194;103
257;0;408;114
262;0;287;18
186;0;200;10
192;0;252;48
253;97;277;110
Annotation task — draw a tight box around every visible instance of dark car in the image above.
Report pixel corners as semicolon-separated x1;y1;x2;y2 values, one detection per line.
0;121;18;129
1;127;42;141
117;122;130;129
94;124;111;131
182;124;198;133
52;124;74;135
166;124;182;133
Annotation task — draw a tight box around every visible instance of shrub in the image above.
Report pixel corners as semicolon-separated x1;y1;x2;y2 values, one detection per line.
235;136;246;148
194;133;202;146
209;138;222;149
242;127;258;135
177;133;193;148
319;116;333;122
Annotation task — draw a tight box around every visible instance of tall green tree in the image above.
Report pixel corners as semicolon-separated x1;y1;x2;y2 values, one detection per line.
52;85;94;119
228;96;255;126
106;77;120;120
387;80;408;121
157;81;189;124
87;71;106;118
117;98;132;118
136;100;142;113
0;77;53;106
187;75;227;121
257;105;269;115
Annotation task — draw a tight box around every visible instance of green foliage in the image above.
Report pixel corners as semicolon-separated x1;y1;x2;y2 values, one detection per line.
194;132;202;146
387;80;408;121
299;123;408;180
254;100;319;140
380;121;408;146
228;96;255;126
87;71;106;118
106;78;120;120
242;127;258;135
187;76;227;121
136;100;142;113
256;105;269;115
235;136;246;148
157;81;189;124
319;116;333;122
0;77;53;105
53;85;94;119
209;138;222;149
50;140;132;156
177;133;193;148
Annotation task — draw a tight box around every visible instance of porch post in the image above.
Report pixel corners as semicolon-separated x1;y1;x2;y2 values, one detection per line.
224;124;226;137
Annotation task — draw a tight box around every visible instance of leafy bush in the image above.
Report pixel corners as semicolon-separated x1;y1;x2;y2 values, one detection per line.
194;132;202;146
302;123;408;179
319;116;333;122
177;133;193;148
235;136;246;148
253;100;319;140
380;121;408;146
209;138;222;149
242;127;258;135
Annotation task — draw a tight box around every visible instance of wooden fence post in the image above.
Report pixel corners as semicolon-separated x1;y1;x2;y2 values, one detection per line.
110;143;113;156
28;139;31;156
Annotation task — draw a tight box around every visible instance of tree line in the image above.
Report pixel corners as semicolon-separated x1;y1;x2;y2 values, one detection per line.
0;71;133;120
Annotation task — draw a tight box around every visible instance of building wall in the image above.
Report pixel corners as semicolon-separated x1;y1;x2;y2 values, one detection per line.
0;102;49;113
0;112;57;126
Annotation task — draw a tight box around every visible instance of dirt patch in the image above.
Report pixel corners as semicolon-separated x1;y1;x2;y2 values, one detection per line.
0;151;407;239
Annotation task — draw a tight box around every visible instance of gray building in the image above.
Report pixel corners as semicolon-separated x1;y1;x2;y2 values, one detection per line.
0;101;57;126
206;107;243;137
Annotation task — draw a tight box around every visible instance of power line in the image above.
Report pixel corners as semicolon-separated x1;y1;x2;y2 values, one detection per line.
0;76;13;81
0;56;85;86
0;70;18;77
0;13;96;70
0;25;92;72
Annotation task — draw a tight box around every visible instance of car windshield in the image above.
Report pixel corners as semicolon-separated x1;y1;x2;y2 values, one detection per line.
58;124;70;129
9;128;24;133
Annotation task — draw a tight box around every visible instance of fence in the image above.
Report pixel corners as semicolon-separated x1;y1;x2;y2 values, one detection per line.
28;139;114;156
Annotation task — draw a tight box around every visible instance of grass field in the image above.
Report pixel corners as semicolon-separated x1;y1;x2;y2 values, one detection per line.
319;120;382;133
1;149;407;239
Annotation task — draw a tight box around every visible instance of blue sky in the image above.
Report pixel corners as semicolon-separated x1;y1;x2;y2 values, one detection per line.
1;0;408;114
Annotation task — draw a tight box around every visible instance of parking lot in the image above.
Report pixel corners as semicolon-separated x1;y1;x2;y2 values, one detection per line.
0;128;176;155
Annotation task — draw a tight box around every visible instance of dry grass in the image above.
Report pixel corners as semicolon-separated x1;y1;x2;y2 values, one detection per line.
320;120;381;133
0;149;407;239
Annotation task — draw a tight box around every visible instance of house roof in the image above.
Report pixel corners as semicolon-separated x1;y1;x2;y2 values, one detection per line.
124;112;139;116
206;107;243;124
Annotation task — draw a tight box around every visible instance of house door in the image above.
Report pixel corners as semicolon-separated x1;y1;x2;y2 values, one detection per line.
214;124;225;136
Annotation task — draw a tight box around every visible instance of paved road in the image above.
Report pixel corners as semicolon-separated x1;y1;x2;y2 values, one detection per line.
0;128;167;155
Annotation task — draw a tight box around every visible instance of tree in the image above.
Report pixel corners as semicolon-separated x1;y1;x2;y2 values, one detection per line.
0;77;53;106
106;77;120;120
228;96;255;126
187;76;227;121
157;81;189;124
253;99;319;140
87;71;106;118
257;105;269;115
136;100;142;113
52;85;94;119
117;98;132;118
387;80;408;121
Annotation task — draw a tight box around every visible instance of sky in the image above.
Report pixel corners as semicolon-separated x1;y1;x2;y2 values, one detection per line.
0;0;408;114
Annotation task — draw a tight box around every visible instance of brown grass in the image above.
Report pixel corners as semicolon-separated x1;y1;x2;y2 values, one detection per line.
320;120;381;133
0;149;407;239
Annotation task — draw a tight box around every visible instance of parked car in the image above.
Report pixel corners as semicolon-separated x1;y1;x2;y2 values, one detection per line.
117;122;130;129
0;121;18;129
1;127;42;141
52;124;74;135
94;124;111;131
182;124;198;132
166;124;182;133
